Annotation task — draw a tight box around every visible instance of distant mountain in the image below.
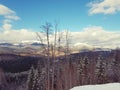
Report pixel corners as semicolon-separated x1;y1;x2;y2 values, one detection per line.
0;47;14;54
31;42;46;46
0;42;112;55
93;48;112;52
0;43;13;46
0;42;45;55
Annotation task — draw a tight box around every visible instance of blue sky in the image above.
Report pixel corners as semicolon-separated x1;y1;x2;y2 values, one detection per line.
0;0;120;48
0;0;120;31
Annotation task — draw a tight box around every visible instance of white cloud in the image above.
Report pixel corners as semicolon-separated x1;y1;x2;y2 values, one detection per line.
0;4;20;20
2;23;12;30
0;25;120;49
88;0;120;14
0;4;43;43
5;15;20;20
0;28;37;43
0;22;44;43
73;43;94;50
70;26;120;49
0;4;14;15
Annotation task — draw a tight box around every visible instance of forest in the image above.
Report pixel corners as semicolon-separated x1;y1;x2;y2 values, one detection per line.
0;49;120;90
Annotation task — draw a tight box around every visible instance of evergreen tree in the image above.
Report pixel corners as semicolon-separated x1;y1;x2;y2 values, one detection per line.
96;55;106;84
37;61;46;90
0;68;7;90
82;56;89;84
77;57;84;85
27;66;35;90
77;56;89;85
32;69;40;90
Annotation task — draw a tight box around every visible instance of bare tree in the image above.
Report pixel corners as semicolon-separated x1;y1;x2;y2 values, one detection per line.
40;22;53;90
51;21;58;90
36;32;47;56
65;30;71;56
36;22;59;90
62;30;72;90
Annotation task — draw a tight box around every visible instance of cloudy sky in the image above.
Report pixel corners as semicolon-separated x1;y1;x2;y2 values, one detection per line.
0;0;120;48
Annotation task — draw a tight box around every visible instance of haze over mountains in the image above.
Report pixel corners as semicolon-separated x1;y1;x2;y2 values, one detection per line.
0;41;112;56
0;42;44;55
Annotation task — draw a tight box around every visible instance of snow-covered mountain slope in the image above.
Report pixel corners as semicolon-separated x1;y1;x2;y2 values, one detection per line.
70;83;120;90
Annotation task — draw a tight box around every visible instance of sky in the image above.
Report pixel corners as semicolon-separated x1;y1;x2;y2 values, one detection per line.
0;0;120;48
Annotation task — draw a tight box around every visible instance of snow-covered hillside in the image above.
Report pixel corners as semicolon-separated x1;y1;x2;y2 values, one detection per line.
70;83;120;90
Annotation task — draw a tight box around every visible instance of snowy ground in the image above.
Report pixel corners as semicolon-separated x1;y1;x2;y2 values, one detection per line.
70;83;120;90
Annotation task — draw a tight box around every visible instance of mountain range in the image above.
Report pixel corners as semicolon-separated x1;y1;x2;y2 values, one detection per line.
0;42;112;56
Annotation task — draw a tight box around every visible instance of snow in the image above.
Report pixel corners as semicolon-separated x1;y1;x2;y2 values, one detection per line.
70;83;120;90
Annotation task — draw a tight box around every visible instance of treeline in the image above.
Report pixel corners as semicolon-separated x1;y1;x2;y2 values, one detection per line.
0;54;45;90
0;49;120;90
27;50;120;90
0;54;42;73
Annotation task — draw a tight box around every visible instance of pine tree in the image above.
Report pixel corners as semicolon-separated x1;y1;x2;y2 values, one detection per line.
82;56;89;84
95;55;106;84
77;57;84;85
37;61;46;90
77;56;89;85
0;68;7;90
112;49;120;82
27;66;35;90
32;69;40;90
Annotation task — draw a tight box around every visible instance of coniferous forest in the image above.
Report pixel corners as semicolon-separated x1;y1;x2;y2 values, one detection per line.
0;49;120;90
